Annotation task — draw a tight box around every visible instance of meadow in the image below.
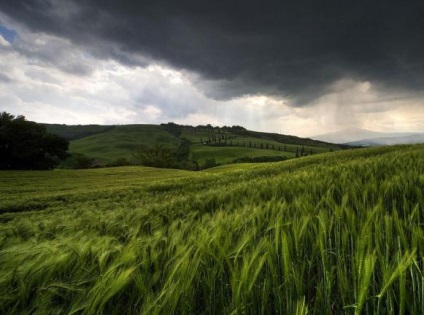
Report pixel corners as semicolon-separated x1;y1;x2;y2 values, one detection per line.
47;124;343;166
69;125;181;163
0;145;423;314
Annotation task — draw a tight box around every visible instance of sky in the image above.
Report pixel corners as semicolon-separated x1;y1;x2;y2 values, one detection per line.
1;1;424;137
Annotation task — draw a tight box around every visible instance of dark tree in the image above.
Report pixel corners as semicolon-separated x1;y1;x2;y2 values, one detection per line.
202;158;218;169
132;144;176;168
0;112;69;169
132;139;198;170
175;138;191;162
160;122;182;137
59;153;100;169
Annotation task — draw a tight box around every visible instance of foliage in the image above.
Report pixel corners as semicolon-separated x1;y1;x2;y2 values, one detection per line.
106;158;131;167
175;138;191;162
132;139;199;170
202;157;219;169
0;112;69;169
0;145;423;314
58;153;104;169
161;122;183;137
132;144;177;168
176;160;199;171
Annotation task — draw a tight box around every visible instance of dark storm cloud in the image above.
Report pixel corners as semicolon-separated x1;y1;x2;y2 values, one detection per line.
1;0;424;104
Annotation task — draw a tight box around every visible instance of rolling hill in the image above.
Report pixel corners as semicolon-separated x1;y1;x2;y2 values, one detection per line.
68;124;181;163
44;124;115;140
45;123;349;167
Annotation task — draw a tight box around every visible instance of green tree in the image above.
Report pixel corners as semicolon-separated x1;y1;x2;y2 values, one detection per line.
0;112;69;169
160;122;182;137
175;138;191;162
132;144;176;168
202;158;218;169
58;153;99;169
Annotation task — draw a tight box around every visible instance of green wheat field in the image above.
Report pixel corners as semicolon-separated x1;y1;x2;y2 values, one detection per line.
1;145;423;314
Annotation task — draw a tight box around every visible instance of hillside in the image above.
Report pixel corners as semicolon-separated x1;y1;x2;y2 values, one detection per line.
45;123;348;167
68;124;181;163
1;145;423;314
45;124;115;140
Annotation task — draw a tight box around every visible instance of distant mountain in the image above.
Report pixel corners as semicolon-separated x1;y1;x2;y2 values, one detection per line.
312;128;422;145
346;134;424;146
312;128;393;144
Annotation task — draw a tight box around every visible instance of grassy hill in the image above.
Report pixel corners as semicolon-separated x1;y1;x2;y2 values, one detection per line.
1;145;423;314
45;124;115;140
45;123;348;166
190;143;294;164
68;125;181;163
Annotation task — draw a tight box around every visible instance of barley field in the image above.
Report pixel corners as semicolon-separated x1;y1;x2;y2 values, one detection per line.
0;145;423;314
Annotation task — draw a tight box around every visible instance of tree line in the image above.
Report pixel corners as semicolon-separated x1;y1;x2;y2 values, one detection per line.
161;122;247;135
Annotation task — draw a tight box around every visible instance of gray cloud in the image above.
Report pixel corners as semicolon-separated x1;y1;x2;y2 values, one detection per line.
1;0;424;105
12;31;96;76
0;72;11;83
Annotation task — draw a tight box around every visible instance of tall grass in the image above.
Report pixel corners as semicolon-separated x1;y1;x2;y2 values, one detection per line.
0;145;423;314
